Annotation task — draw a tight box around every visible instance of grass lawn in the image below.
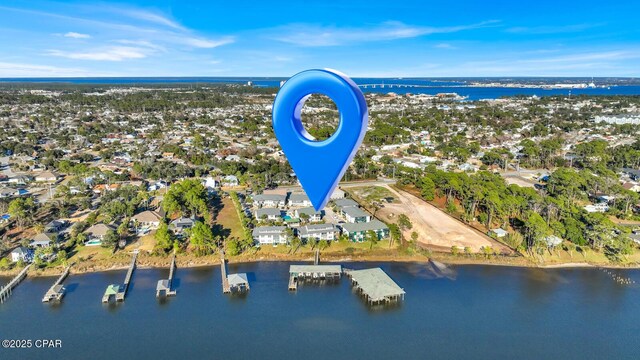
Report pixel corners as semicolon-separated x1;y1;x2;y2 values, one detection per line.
213;197;244;240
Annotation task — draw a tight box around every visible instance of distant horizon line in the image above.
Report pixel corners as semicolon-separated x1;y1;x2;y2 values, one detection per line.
0;76;639;79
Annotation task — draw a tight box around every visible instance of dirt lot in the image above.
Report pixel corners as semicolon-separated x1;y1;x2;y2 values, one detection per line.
374;185;511;254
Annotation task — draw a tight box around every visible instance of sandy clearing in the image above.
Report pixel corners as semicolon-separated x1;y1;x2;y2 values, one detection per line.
376;185;511;253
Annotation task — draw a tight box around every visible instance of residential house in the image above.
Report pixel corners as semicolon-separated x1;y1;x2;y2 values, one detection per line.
489;228;508;238
253;194;287;208
293;207;323;222
222;175;239;187
30;232;57;248
333;198;359;209
44;219;67;233
0;187;17;198
252;226;288;245
34;171;60;183
330;188;345;200
622;182;640;192
288;193;312;207
342;206;372;223
131;210;163;229
10;246;33;263
341;220;390;242
84;223;115;246
298;224;337;242
255;208;284;221
170;217;195;234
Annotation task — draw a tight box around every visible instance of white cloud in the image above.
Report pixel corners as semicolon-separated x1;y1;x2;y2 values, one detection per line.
271;20;499;46
506;23;603;34
47;46;150;61
0;62;97;77
182;36;235;48
64;32;91;39
435;43;457;49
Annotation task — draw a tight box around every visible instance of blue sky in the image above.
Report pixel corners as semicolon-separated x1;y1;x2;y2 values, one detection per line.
0;0;638;77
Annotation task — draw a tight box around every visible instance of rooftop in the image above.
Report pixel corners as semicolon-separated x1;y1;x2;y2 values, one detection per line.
341;219;388;233
349;268;405;301
290;264;342;274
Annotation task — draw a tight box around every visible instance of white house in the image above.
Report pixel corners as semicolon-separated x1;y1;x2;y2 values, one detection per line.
298;224;337;242
252;226;288;245
293;207;323;222
342;206;372;223
288;193;312;207
10;246;33;262
253;194;286;208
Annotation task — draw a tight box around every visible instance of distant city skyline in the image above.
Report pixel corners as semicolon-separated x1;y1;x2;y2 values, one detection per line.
0;0;638;77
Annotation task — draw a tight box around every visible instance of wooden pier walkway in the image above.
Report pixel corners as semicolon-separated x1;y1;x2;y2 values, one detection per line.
42;265;71;303
0;264;31;304
314;249;320;265
221;253;230;294
156;252;177;297
116;251;138;301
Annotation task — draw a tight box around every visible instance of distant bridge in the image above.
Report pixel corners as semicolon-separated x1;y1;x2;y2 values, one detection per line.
358;83;432;89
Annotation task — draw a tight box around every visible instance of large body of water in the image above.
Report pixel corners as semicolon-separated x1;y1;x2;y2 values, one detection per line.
1;262;639;360
1;77;640;100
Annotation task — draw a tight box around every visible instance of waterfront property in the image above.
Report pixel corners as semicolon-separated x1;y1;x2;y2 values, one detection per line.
42;266;70;303
156;253;177;298
84;223;115;247
347;268;405;304
341;220;390;242
0;264;31;304
131;210;163;229
170;217;195;234
10;246;33;262
102;284;120;303
298;224;338;242
252;226;288;245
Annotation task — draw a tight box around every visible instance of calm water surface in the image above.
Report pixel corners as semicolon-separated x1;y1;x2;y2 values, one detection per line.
1;262;639;360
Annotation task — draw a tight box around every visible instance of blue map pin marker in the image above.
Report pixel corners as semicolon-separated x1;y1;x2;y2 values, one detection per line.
273;69;368;211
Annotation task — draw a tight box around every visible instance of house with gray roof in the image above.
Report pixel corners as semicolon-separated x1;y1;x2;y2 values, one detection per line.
298;224;338;242
255;208;284;221
252;194;287;208
30;232;57;248
334;198;359;209
341;220;389;242
252;226;288;245
293;207;323;222
288;193;311;207
342;206;371;223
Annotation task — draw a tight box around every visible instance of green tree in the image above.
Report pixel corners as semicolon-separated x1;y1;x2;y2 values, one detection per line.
397;214;412;231
365;230;378;249
154;221;174;253
189;221;215;256
421;176;436;201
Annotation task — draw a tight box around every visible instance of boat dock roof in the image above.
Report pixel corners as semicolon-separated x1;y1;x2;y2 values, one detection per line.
349;268;405;302
289;265;342;274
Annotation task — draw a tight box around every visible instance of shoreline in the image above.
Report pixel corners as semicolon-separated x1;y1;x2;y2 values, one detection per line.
2;252;639;278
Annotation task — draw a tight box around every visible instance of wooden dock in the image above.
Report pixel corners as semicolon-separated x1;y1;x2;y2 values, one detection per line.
221;253;230;294
42;266;71;303
0;264;31;304
156;252;177;297
116;251;138;301
314;249;320;265
288;274;297;291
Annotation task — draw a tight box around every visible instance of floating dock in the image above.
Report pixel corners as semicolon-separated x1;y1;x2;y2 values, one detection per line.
103;251;137;303
288;264;342;291
156;252;177;297
42;266;71;303
346;268;405;305
0;264;31;304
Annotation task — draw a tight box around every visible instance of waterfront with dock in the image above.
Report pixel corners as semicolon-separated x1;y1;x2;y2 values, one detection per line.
2;262;640;360
103;251;138;303
0;264;31;304
42;265;71;303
